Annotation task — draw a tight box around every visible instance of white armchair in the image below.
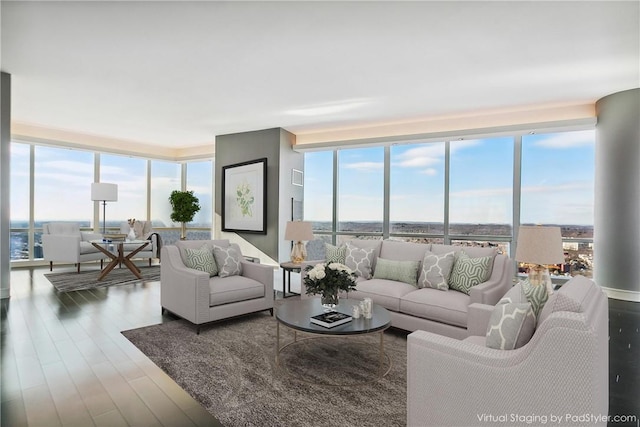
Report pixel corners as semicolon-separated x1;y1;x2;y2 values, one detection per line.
118;221;160;265
42;222;105;272
407;275;609;427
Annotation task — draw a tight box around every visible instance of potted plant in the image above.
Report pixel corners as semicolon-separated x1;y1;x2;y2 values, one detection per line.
169;190;201;240
304;262;358;311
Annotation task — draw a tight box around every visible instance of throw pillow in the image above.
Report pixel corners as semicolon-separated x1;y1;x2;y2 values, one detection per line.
521;277;549;319
373;258;420;286
325;243;346;264
417;250;456;290
486;302;536;350
448;251;493;295
344;241;376;279
212;245;242;278
184;245;218;277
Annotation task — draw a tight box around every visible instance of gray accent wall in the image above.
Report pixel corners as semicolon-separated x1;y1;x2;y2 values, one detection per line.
1;72;11;299
595;88;640;299
215;128;302;262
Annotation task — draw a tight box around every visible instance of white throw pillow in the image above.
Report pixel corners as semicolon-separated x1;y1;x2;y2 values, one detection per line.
212;245;242;278
417;250;456;291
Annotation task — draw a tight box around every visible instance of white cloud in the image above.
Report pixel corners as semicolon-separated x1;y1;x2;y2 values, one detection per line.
533;130;595;149
522;182;592;193
450;187;512;198
419;168;438;176
343;161;383;171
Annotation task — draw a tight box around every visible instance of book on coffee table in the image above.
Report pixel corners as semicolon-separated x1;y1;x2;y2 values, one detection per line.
310;311;352;328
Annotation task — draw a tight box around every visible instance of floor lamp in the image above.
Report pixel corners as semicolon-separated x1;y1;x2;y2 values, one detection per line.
91;183;118;235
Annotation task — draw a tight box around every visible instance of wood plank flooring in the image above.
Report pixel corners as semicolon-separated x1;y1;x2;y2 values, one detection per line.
1;266;639;427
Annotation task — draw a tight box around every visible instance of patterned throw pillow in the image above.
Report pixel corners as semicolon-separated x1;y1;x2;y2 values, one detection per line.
417;250;456;290
373;258;420;286
212;245;242;278
325;243;346;264
448;251;493;295
521;277;549;320
184;245;218;277
486;302;536;350
344;241;376;279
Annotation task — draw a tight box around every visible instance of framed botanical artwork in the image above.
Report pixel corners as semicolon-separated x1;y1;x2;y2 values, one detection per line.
222;158;267;233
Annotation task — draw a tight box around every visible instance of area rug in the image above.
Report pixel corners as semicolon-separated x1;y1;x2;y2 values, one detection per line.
45;265;160;292
122;313;408;427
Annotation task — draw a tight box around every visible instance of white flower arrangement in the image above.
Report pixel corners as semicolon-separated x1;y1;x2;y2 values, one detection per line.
304;262;357;297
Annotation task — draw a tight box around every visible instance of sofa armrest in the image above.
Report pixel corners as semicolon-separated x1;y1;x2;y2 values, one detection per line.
467;303;495;336
81;231;103;242
42;234;81;261
469;255;513;305
160;245;210;325
241;261;275;297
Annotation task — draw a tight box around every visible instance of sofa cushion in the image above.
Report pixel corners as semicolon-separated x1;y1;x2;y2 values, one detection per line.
79;241;99;255
400;288;470;328
306;239;326;261
325;243;346;263
373;258;420;286
212;245;242;278
184;245;218;277
345;241;377;279
417;250;456;291
46;222;81;236
521;278;549;319
448;251;493;295
379;240;430;263
486;302;536;350
349;279;417;312
463;335;487;346
431;244;497;259
209;275;264;307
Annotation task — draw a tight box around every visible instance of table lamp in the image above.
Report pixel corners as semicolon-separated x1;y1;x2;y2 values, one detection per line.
91;183;118;235
515;225;564;295
284;221;314;264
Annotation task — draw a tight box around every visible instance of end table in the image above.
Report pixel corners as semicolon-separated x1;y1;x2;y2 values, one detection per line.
279;261;302;298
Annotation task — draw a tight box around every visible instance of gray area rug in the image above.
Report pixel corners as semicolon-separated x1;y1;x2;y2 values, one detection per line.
122;312;408;427
45;265;160;292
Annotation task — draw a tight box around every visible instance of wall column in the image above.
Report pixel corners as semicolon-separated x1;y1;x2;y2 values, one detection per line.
1;72;11;299
595;88;640;301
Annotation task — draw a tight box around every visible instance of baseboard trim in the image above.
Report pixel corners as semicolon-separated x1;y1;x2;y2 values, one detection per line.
601;286;640;302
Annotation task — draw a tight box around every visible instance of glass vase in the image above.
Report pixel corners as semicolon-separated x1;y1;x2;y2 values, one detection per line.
321;292;339;312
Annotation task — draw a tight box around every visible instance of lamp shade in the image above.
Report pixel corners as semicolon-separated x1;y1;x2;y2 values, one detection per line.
284;221;314;241
91;183;118;201
515;225;564;265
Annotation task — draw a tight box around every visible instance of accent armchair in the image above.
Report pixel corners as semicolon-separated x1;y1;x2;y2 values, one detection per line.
407;275;609;426
118;221;160;265
42;222;106;272
161;239;274;333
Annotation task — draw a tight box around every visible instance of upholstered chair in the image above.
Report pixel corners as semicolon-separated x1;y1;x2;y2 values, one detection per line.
42;222;105;272
119;221;161;265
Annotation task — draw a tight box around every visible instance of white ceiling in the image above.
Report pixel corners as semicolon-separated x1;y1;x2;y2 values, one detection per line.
2;1;639;149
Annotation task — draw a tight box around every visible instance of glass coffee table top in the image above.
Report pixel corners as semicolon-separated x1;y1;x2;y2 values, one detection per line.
276;298;391;335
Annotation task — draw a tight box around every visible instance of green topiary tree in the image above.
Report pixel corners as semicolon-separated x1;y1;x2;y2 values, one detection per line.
169;190;201;239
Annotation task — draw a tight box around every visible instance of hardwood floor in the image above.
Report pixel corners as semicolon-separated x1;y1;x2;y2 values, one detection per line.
2;266;639;427
1;265;222;427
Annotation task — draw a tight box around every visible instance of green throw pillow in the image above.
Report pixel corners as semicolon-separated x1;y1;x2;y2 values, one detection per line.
325;243;346;264
521;277;549;320
373;258;420;286
448;251;493;295
184;245;218;277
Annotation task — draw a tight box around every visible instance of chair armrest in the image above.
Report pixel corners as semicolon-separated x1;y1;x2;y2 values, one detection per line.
241;261;275;295
81;231;103;241
42;234;81;261
469;255;513;305
467;303;495;336
160;246;210;325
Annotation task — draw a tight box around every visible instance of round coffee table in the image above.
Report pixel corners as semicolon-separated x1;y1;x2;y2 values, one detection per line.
275;298;392;385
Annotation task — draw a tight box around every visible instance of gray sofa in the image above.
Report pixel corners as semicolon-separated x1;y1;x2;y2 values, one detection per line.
407;275;609;426
161;239;274;333
302;239;513;339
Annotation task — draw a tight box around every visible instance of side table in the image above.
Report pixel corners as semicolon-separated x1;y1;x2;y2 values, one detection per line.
279;261;302;298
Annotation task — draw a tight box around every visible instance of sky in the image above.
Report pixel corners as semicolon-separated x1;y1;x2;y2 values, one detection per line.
304;130;595;226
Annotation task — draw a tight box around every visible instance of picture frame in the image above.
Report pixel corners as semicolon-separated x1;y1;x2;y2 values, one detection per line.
222;158;267;233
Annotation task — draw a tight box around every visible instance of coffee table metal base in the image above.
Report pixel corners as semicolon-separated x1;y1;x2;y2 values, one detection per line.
275;322;392;387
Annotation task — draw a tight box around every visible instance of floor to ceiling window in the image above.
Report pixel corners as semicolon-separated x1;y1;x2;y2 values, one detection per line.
185;160;213;240
9;143;31;260
337;147;384;244
389;142;445;243
304;128;595;278
100;154;147;227
521;130;595;276
150;160;181;229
